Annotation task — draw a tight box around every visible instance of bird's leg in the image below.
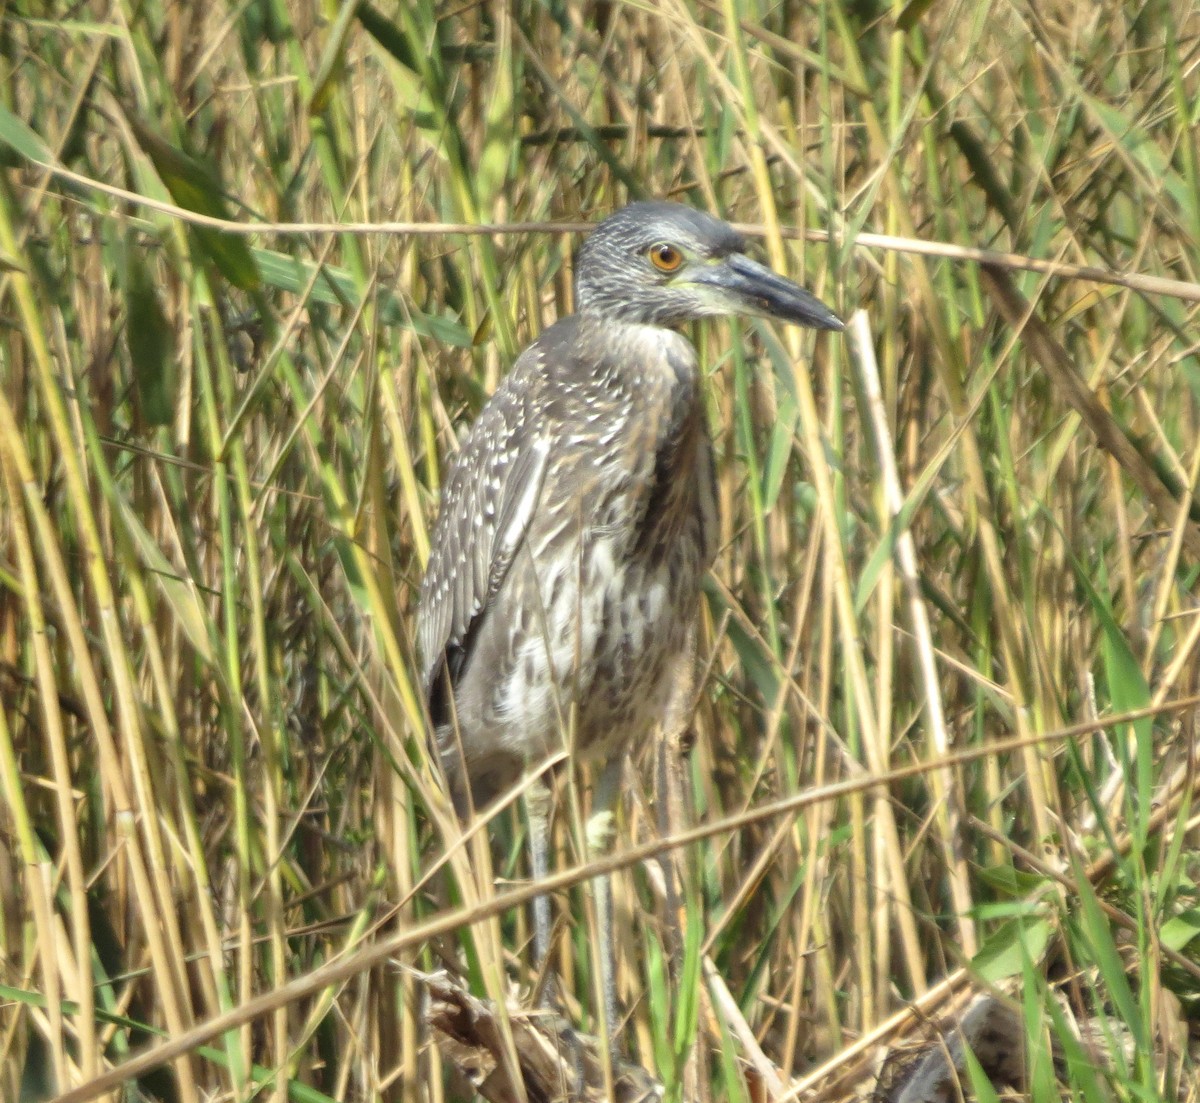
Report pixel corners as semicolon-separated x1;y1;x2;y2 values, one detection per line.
658;628;700;972
587;755;624;1050
525;775;555;1004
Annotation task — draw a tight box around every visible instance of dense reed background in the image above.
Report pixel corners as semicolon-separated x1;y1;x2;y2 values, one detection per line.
1;1;1198;1100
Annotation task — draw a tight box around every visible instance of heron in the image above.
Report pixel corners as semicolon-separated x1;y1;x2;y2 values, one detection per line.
417;200;842;1040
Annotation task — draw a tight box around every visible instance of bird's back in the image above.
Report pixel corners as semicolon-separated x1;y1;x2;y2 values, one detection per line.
418;314;718;806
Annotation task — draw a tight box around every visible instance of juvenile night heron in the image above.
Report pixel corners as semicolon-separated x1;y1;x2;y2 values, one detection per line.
418;200;842;1037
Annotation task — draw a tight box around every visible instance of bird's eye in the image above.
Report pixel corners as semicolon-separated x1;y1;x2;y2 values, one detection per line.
647;242;684;273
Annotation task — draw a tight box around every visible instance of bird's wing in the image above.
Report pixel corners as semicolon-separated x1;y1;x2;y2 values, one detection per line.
417;351;550;704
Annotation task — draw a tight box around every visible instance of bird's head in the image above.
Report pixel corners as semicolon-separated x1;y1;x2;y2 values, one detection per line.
574;200;843;331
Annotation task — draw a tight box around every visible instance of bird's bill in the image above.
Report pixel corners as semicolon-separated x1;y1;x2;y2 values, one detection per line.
690;253;844;330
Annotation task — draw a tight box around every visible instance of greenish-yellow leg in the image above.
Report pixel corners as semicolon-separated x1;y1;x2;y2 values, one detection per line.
526;777;554;1005
587;756;624;1049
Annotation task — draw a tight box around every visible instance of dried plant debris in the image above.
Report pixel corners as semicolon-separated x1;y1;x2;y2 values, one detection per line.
423;971;671;1103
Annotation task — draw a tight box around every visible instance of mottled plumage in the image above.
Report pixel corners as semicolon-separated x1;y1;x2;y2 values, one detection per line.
419;312;717;805
416;200;842;1036
419;202;840;805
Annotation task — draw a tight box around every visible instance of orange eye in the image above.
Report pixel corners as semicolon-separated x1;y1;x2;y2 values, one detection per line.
647;242;684;272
